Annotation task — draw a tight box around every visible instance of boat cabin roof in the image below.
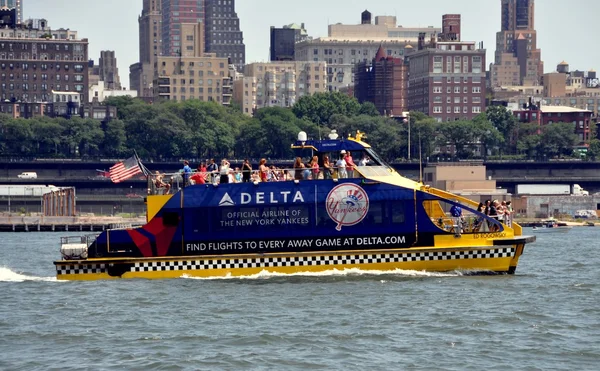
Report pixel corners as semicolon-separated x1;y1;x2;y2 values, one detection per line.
291;138;370;153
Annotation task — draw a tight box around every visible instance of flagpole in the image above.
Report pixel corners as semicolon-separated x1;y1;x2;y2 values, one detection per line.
133;150;150;177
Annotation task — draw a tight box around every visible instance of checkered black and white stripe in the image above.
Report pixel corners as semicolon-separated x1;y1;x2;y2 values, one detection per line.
56;263;107;276
130;247;515;273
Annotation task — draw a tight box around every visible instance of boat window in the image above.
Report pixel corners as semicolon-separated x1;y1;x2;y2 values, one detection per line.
365;148;392;168
355;166;393;178
422;199;502;234
389;201;405;224
163;212;180;226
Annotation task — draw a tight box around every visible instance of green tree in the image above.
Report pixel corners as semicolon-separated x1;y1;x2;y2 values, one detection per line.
409;111;438;161
253;107;303;158
485;105;518;153
359;101;380;116
538;122;578;158
436;120;477;159
472;113;503;160
104;96;142;120
292;92;361;125
0;118;34;155
30;117;64;156
587;139;600;161
102;119;127;157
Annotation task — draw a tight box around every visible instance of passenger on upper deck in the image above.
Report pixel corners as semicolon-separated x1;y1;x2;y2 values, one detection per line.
345;151;356;178
310;156;319;180
293;157;304;181
259;159;269;182
220;159;230;184
242;159;252;183
234;168;242;183
207;159;218;184
182;160;192;186
154;171;171;194
336;152;348;179
322;155;333;179
358;154;370;167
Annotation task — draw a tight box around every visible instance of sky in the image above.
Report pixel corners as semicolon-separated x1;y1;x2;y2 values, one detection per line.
24;0;600;89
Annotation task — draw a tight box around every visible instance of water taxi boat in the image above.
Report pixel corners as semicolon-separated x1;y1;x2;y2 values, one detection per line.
55;131;535;280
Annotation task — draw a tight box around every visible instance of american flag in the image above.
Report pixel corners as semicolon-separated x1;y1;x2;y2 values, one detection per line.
110;155;143;183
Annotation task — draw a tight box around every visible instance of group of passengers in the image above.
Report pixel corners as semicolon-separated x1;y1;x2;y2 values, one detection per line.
151;151;372;194
475;199;513;231
293;151;370;181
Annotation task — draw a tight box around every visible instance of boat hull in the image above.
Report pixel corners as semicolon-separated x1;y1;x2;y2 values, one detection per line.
55;244;526;280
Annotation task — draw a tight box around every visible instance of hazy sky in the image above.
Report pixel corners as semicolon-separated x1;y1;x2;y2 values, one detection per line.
25;0;598;89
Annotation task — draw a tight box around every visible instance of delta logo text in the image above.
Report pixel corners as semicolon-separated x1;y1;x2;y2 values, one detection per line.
218;191;305;206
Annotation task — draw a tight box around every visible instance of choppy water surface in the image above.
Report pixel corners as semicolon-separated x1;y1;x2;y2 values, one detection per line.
1;230;599;370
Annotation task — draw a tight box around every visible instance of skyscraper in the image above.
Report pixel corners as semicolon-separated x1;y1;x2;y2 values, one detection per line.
491;0;543;87
270;27;296;61
0;0;22;23
99;50;121;90
204;0;245;70
130;0;163;98
161;0;204;57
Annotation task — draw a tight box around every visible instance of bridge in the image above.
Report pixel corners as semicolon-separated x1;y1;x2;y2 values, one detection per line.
1;160;599;213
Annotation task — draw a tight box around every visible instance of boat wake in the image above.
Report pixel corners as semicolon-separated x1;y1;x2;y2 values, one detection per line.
0;267;61;283
181;268;482;281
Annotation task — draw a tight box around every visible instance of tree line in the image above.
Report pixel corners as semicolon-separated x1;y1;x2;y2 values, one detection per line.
0;92;598;161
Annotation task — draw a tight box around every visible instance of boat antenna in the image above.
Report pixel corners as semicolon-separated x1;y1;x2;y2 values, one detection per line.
418;131;423;184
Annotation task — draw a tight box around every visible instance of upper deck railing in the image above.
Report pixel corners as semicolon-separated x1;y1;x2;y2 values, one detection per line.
147;166;394;195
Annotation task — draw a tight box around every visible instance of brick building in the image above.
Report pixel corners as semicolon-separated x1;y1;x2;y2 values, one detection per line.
0;20;89;104
491;0;543;86
407;38;486;122
355;45;408;116
512;105;593;144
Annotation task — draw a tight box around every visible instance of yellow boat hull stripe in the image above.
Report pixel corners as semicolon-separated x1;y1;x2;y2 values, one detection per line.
56;247;518;280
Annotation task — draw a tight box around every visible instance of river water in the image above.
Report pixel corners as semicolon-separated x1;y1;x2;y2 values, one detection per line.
1;229;599;370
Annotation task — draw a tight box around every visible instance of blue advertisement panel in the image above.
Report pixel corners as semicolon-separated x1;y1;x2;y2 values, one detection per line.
154;180;419;256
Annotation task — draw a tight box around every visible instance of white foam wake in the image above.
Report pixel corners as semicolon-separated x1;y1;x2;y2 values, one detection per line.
0;267;60;282
182;268;465;280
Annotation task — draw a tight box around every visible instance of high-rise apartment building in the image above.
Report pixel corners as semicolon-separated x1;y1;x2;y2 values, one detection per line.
154;22;231;105
408;38;486;122
133;0;245;97
270;27;296;61
295;11;438;92
355;46;408;116
161;0;204;57
234;61;327;116
131;0;163;98
0;20;89;104
0;0;22;24
270;23;309;61
491;0;543;87
204;0;245;70
99;50;121;90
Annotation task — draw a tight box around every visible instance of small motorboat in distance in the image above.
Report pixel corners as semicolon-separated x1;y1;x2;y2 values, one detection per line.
532;220;572;233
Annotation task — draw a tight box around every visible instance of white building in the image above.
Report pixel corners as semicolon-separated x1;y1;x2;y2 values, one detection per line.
234;61;327;116
89;81;137;103
295;14;439;92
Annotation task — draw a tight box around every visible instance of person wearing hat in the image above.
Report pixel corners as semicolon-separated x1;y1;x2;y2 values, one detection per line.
336;152;347;179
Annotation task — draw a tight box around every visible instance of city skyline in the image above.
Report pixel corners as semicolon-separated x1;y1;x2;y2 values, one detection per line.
21;0;600;89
